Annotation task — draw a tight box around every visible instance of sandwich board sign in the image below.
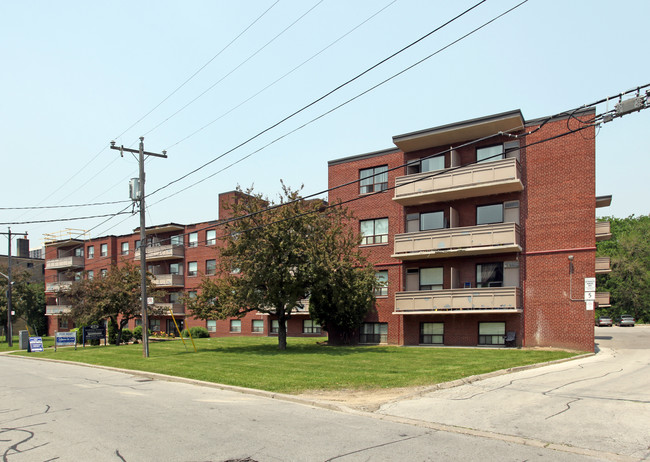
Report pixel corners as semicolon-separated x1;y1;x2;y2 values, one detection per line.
29;337;44;352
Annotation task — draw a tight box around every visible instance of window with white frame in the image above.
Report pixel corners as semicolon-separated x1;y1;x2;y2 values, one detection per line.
206;259;217;276
121;242;129;255
170;263;183;275
230;319;241;333
100;269;107;278
188;261;198;277
74;247;84;257
420;323;444;344
476;262;504;288
188;232;198;247
419;267;443;291
100;243;108;257
303;319;321;334
479;322;505;345
360;322;387;344
87;270;94;280
252;319;264;333
87;246;94;259
270;320;287;334
359;165;388;194
207;320;216;332
360;218;388;245
476;144;504;163
374;270;388;296
206;229;216;246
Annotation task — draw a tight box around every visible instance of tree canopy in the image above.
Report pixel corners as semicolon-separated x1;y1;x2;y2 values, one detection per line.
0;267;46;336
185;185;378;350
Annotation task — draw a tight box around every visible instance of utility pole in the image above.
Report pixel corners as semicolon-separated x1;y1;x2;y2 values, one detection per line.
110;138;167;357
0;228;27;347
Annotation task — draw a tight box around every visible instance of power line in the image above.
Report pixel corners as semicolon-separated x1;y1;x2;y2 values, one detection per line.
0;200;131;211
0;211;132;226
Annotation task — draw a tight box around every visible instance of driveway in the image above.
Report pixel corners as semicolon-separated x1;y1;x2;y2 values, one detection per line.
378;327;650;460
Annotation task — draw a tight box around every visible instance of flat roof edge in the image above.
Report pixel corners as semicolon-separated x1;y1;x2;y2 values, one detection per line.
328;147;400;166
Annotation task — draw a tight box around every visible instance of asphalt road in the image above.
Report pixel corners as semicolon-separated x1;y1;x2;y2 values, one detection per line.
381;326;650;461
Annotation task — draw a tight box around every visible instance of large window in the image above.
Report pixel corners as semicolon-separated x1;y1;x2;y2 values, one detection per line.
476;263;503;288
479;322;505;345
375;270;388;296
170;235;183;246
229;319;241;333
206;229;216;246
360;322;388;344
206;259;217;276
359;165;388;194
121;242;129;255
420;323;444;344
476;203;503;225
271;320;287;334
100;243;108;257
420;211;445;231
252;319;264;333
188;261;198;277
188;232;198;248
360;218;388;245
420;267;443;290
207;320;216;332
476;144;504;163
149;318;161;332
421;155;445;172
87;246;94;259
74;247;84;257
303;319;321;334
170;263;183;275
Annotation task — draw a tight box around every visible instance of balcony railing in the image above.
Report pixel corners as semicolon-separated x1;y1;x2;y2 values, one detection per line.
151;274;184;287
45;281;74;292
46;305;72;315
596;257;611;274
154;303;185;315
134;244;185;261
394;287;522;314
45;256;85;270
596;221;612;241
595;292;610;307
392;223;521;260
394;158;523;206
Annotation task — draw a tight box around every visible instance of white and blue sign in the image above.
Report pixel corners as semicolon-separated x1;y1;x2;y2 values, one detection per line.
56;332;76;347
29;337;44;352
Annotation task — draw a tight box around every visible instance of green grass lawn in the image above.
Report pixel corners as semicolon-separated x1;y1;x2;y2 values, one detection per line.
0;336;55;352
11;336;579;393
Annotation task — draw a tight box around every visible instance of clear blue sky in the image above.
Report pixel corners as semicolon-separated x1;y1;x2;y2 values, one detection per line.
1;0;648;250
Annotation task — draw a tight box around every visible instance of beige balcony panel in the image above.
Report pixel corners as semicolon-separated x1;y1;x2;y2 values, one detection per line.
152;274;185;287
394;287;522;314
134;244;185;261
595;292;610;306
394;158;523;206
45;281;74;292
45;256;85;270
596;221;612;241
154;303;185;315
46;305;72;315
596;257;611;274
393;223;521;260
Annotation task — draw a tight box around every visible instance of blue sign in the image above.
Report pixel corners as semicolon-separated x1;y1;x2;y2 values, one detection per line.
29;337;44;352
56;332;76;347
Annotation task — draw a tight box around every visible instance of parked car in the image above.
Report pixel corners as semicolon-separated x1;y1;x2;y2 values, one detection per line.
595;316;613;327
616;315;636;327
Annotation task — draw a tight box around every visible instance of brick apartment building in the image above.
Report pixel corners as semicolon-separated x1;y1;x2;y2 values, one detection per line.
44;109;609;351
329;109;610;351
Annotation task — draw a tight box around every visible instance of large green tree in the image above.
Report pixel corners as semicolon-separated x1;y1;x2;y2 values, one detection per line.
597;215;650;322
0;267;46;337
186;185;378;350
66;262;160;345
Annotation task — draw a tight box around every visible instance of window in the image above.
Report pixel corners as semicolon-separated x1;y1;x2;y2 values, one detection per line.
59;318;69;329
421;155;445;172
188;232;198;248
87;246;94;259
375;270;388;296
420;323;444;344
476;203;503;225
206;259;217;276
206;230;216;246
121;242;129;255
360;322;387;344
169;292;181;303
360;165;388;194
149;318;161;332
74;271;83;281
170;235;183;246
100;243;108;257
360;218;388;245
252;319;264;333
134;318;142;327
420;267;443;291
188;261;198;277
135;240;141;250
476;144;504;163
188;291;197;299
303;319;321;334
87;270;94;280
476;263;503;288
230;319;241;333
74;247;84;257
479;322;505;345
170;263;183;275
207;320;216;332
420;211;445;231
100;269;107;278
270;320;287;334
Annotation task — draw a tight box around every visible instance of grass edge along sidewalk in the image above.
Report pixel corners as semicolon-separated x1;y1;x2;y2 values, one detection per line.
10;337;582;394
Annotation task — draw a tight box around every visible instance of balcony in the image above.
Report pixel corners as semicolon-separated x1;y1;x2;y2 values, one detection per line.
392;223;521;260
394;287;522;314
596;221;612;241
596;257;611;274
134;244;185;261
45;256;85;270
595;292;610;307
45;281;74;292
151;274;184;287
393;158;523;206
154;303;185;315
46;305;72;315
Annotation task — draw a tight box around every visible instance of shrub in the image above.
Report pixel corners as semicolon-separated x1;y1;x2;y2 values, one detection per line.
120;328;133;344
107;319;118;345
181;329;189;338
133;325;143;341
189;326;210;338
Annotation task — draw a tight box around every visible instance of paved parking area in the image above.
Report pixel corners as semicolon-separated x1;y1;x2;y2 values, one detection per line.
379;327;650;460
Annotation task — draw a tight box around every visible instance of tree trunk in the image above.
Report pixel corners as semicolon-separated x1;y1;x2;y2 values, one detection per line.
277;312;287;351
